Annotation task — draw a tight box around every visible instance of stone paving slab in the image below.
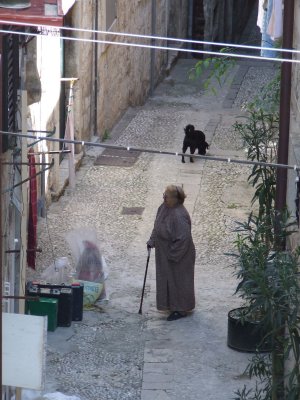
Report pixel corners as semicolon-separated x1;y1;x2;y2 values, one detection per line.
141;389;171;400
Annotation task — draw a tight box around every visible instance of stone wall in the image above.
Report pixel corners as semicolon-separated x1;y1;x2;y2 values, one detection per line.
22;0;188;198
64;0;94;141
66;0;189;139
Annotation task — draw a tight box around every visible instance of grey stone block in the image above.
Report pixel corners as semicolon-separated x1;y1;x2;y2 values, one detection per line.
143;372;173;383
141;390;171;400
144;348;173;363
222;100;234;108
143;381;174;390
143;362;175;374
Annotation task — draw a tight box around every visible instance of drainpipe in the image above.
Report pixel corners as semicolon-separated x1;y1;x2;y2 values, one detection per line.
165;0;170;67
150;0;156;96
275;1;295;223
93;0;98;135
0;152;2;400
188;0;194;46
0;44;3;400
0;164;2;400
40;152;46;217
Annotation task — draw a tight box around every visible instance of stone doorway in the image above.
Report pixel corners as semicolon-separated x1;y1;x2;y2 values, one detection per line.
191;0;205;58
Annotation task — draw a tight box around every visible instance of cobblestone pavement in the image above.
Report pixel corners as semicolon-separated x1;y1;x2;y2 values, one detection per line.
29;49;277;399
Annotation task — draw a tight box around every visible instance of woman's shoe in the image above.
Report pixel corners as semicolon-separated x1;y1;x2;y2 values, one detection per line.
167;311;187;321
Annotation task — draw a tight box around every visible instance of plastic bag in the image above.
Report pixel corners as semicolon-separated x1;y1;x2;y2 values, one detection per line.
17;391;81;400
40;257;75;285
65;228;109;306
43;393;81;400
76;240;104;282
73;279;104;306
45;395;80;400
17;389;42;400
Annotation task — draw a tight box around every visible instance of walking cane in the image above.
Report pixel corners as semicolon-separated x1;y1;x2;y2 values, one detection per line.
138;247;151;314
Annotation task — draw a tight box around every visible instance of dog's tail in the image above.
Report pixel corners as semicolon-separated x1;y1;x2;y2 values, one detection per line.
199;142;209;155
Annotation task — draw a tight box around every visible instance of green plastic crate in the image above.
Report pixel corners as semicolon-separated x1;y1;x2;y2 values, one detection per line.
26;297;58;332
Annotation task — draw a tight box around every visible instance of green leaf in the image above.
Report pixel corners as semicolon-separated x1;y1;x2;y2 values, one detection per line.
203;59;210;68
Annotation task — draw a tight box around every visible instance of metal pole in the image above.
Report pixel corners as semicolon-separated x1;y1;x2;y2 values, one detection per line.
19;90;28;315
273;4;295;399
40;153;46;218
0;27;3;400
3;129;300;171
0;121;3;400
275;0;295;216
93;0;99;136
188;0;194;47
150;0;156;96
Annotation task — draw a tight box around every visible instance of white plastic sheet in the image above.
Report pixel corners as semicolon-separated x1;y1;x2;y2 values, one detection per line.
43;393;81;400
41;257;74;285
65;227;109;305
18;390;81;400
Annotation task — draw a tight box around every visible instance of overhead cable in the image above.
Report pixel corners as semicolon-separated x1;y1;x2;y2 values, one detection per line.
0;18;297;56
1;159;54;194
0;130;299;172
0;27;299;64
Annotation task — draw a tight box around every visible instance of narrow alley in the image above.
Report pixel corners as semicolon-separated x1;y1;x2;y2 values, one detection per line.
27;53;278;400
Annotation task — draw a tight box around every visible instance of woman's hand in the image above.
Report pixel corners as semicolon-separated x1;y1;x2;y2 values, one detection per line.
147;239;154;250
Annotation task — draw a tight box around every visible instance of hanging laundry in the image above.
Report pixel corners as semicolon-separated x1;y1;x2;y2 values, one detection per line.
257;0;278;58
27;148;38;269
257;0;267;32
267;0;283;41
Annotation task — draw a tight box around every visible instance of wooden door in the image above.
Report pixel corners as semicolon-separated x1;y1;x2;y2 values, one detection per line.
192;0;205;58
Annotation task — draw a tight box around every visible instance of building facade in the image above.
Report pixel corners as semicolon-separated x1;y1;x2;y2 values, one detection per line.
0;0;189;315
65;0;189;141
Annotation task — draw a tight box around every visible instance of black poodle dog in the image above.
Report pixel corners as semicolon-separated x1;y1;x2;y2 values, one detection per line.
182;124;209;163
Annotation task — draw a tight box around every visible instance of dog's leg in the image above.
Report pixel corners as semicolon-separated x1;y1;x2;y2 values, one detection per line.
190;147;195;163
182;144;188;163
198;146;205;156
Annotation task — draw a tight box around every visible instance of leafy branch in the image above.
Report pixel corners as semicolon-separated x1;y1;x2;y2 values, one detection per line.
189;47;236;94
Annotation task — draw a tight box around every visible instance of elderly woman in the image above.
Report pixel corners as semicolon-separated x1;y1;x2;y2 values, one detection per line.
147;185;196;321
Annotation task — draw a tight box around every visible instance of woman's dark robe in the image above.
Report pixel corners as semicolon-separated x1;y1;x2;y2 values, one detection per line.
148;203;195;312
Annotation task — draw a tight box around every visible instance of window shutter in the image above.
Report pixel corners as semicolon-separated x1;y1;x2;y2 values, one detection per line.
2;30;19;152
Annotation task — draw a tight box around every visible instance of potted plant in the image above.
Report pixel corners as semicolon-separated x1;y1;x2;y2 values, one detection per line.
191;53;300;398
227;211;296;353
226;74;300;398
231;214;300;399
226;67;279;349
227;215;274;353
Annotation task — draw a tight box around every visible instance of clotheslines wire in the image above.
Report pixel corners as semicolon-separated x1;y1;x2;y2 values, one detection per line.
0;18;295;55
0;27;297;65
0;24;298;64
0;130;299;172
1;159;54;194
